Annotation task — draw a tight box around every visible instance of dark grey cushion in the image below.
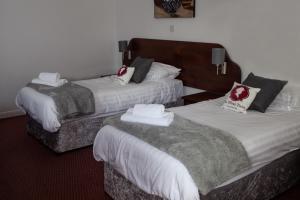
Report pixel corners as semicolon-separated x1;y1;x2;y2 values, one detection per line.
130;57;154;83
243;73;287;113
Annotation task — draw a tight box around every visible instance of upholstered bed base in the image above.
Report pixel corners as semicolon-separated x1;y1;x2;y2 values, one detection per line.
27;114;105;153
26;99;183;153
104;149;300;200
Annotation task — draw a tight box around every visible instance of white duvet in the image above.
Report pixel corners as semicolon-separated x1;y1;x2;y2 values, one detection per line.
93;98;300;200
16;76;183;132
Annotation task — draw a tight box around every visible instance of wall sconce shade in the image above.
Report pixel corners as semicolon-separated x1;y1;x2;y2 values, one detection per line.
212;48;226;75
212;48;225;65
118;40;128;52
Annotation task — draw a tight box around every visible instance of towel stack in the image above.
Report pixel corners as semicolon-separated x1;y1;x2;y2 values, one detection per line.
121;104;174;126
32;72;67;87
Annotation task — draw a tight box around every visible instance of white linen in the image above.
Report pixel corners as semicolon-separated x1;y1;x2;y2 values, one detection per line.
16;76;183;132
171;98;300;166
76;77;182;116
93;97;300;200
121;108;174;127
132;104;165;118
38;72;61;83
144;62;181;81
268;83;300;112
116;67;135;85
183;86;205;96
16;87;60;131
31;78;67;87
93;125;199;200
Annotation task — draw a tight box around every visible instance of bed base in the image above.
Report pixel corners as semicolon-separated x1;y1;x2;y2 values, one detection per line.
27;100;183;153
27;114;105;153
104;149;300;200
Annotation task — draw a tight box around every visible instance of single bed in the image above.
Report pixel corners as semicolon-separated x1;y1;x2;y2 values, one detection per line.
17;77;183;153
17;77;183;133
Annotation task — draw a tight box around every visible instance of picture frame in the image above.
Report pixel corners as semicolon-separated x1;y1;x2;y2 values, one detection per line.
154;0;195;18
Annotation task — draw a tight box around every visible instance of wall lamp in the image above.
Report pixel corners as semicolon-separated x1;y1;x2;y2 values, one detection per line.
212;48;227;75
118;40;128;63
118;40;132;65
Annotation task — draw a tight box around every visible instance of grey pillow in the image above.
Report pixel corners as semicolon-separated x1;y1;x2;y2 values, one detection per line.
130;57;154;83
243;73;287;113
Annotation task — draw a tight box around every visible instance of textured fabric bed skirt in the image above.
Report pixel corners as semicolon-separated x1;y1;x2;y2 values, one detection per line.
27;114;105;153
104;149;300;200
26;99;184;153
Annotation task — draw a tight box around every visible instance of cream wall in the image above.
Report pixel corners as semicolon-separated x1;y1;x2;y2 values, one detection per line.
0;0;117;117
115;0;300;82
1;0;300;117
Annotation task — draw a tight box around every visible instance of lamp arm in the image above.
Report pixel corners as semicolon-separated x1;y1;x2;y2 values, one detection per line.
222;62;227;74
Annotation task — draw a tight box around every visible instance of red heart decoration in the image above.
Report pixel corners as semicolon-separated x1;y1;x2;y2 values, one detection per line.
230;85;250;101
117;65;128;77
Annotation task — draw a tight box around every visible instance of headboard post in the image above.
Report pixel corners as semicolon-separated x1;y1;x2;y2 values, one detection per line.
123;38;241;95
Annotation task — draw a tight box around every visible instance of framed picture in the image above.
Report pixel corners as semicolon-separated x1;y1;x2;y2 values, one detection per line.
154;0;195;18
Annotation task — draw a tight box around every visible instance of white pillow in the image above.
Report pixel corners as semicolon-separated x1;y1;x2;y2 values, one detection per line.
223;82;261;114
158;62;181;74
144;62;181;81
267;84;300;111
167;72;181;79
116;66;135;85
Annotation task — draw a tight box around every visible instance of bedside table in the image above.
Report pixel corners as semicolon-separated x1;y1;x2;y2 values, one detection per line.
183;92;224;105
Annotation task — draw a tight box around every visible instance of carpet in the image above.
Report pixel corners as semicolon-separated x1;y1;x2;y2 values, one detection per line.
0;116;106;200
0;116;299;200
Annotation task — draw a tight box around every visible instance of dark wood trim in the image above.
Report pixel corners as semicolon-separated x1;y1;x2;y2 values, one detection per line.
123;38;241;95
183;92;224;105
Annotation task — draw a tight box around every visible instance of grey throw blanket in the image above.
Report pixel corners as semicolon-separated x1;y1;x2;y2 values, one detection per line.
104;114;250;195
27;82;95;120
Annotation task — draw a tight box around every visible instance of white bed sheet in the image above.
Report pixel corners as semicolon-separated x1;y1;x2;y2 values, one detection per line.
93;98;300;200
171;98;300;167
16;76;183;132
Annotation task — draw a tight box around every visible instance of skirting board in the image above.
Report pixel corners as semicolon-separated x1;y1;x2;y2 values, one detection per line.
0;109;25;119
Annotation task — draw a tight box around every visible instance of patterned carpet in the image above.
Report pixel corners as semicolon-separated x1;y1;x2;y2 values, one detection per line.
0;116;298;200
0;116;108;200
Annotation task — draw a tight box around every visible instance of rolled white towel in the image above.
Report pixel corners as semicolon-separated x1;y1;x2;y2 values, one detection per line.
31;78;67;87
121;108;174;127
132;104;165;118
38;72;61;83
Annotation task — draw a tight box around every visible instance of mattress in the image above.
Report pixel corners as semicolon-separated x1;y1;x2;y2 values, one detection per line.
16;76;183;132
93;97;300;200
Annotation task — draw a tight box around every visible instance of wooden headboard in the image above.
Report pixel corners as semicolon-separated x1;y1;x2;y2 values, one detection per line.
123;38;241;95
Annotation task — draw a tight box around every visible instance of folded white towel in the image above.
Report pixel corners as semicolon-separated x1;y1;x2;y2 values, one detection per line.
132;104;165;118
31;78;67;87
121;108;174;127
38;72;61;83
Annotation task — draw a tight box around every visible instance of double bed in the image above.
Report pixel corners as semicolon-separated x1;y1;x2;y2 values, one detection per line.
95;98;300;200
92;39;300;200
17;76;183;153
17;76;183;133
